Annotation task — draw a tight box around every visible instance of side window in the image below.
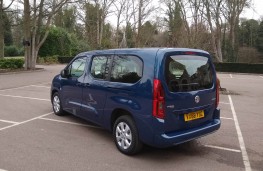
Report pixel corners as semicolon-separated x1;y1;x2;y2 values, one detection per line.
69;57;87;77
90;56;109;79
110;55;143;83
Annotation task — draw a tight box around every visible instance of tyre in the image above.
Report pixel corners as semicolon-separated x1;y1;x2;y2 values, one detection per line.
52;92;65;116
113;115;143;155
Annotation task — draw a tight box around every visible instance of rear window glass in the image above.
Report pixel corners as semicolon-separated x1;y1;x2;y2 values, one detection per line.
165;55;213;92
110;55;143;83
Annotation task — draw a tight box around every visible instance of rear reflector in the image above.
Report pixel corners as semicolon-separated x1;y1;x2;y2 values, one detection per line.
153;79;165;119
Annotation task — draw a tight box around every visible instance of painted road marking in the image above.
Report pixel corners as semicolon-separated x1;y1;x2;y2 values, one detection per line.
219;102;230;105
0;85;32;91
0;119;19;124
0;168;8;171
39;118;101;129
30;85;50;88
0;94;49;102
0;112;53;131
260;76;263;79
219;77;261;80
229;74;233;78
220;117;234;120
228;95;251;171
0;82;50;91
204;145;241;153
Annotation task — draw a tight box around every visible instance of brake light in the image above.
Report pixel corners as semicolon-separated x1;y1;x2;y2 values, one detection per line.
153;79;165;119
216;78;220;108
184;51;196;55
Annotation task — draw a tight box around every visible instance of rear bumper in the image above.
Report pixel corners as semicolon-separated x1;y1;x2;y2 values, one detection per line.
152;109;221;148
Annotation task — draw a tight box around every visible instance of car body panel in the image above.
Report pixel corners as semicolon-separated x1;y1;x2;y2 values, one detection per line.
51;48;221;148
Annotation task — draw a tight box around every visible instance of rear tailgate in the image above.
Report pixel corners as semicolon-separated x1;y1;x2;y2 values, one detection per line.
161;51;217;133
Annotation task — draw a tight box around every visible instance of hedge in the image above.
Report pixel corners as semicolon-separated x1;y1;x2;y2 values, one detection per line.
4;46;24;57
58;56;74;63
214;63;263;74
0;58;24;69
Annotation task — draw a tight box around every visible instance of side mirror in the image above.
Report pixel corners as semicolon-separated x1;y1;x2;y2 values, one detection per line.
61;69;69;78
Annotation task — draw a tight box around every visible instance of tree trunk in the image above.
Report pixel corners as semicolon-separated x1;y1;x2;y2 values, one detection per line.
96;4;100;48
99;15;104;47
24;0;31;69
116;13;121;47
136;0;143;47
0;1;4;59
0;19;4;58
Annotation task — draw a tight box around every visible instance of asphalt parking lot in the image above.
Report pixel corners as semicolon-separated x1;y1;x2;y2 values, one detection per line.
0;65;262;171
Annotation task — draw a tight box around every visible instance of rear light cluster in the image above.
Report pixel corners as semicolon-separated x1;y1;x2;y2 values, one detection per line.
153;79;165;119
216;77;220;108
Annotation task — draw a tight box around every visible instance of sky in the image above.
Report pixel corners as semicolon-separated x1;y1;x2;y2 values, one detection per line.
240;0;263;20
2;0;263;25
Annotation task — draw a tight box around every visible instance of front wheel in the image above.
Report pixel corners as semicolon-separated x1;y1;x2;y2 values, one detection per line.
113;115;143;155
52;92;65;116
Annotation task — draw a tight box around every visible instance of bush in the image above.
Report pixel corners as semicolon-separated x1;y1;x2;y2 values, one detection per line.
37;56;58;64
39;27;89;57
0;58;24;69
39;27;73;57
57;56;74;63
37;56;74;64
4;45;20;57
214;62;263;74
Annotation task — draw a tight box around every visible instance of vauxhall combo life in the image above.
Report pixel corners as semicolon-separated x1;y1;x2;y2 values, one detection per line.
51;48;221;155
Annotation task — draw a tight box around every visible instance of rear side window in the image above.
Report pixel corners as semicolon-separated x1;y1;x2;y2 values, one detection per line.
110;55;143;83
165;55;213;92
90;56;109;79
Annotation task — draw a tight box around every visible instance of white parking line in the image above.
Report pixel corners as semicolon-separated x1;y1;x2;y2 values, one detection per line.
218;77;231;79
0;82;50;91
0;94;49;102
39;118;101;129
229;74;233;78
0;112;53;131
0;168;8;171
0;119;19;124
31;85;50;88
228;95;251;171
260;76;263;79
220;117;233;120
0;85;32;91
204;145;241;153
219;102;230;105
219;77;261;80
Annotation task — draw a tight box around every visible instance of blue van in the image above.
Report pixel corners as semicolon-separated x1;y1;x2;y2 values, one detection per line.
51;48;220;155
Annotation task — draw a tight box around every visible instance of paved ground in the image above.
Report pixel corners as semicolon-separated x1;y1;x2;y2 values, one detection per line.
0;65;262;171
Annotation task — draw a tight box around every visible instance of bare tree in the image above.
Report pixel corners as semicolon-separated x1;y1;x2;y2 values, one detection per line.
113;0;126;47
203;0;224;62
23;0;72;69
136;0;154;47
0;0;14;58
225;0;250;62
93;0;114;48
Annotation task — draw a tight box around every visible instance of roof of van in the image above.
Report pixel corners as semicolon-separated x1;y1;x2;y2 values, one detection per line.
77;48;209;57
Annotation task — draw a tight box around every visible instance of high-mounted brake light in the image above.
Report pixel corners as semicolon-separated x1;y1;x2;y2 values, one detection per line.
184;51;196;55
216;77;220;108
153;79;165;119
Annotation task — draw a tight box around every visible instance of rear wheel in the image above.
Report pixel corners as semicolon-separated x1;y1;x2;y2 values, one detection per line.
52;92;65;116
113;115;143;155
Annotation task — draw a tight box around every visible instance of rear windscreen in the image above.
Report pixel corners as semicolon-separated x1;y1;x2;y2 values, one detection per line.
165;55;213;92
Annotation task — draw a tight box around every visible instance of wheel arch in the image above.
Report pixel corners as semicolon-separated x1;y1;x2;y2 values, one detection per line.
110;108;133;131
